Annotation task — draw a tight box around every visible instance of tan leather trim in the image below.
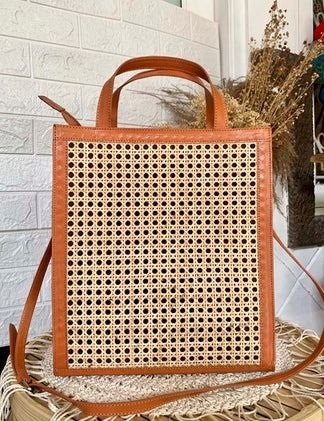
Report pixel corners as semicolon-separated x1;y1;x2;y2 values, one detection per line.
52;124;275;375
257;138;275;370
54;124;271;143
52;134;68;370
54;362;272;377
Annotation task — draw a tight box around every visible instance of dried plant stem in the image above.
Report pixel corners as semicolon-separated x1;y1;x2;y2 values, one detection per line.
137;0;324;190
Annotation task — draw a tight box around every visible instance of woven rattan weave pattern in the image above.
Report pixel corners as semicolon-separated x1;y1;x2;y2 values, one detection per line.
65;140;260;369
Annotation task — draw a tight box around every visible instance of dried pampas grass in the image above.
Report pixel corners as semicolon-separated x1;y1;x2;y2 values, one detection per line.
136;1;324;189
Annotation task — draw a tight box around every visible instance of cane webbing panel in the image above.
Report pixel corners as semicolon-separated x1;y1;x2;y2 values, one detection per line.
65;141;260;369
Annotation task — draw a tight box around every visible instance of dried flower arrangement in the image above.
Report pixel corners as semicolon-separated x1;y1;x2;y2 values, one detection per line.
136;1;324;188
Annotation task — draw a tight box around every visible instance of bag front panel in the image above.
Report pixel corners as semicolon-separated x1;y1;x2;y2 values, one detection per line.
52;126;275;376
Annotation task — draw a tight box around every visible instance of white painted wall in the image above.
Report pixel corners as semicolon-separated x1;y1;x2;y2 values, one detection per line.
0;0;220;346
215;0;324;333
185;0;214;21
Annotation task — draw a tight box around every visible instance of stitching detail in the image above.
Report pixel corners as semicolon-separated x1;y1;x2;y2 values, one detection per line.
55;124;272;133
56;361;262;375
268;137;276;361
256;142;263;368
53;126;69;370
53;126;57;371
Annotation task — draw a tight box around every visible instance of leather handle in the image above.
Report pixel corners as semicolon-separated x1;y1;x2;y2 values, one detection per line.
110;69;216;128
9;231;324;417
95;55;228;130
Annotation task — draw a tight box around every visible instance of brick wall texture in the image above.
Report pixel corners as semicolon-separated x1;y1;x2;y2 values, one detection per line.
0;0;220;345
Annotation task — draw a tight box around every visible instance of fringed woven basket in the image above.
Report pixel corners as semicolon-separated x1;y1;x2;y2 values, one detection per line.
1;319;323;421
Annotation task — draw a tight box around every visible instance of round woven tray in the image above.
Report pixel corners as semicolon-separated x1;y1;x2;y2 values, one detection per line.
1;320;323;421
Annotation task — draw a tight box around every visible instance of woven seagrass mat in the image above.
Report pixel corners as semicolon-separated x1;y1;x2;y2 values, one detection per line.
1;319;323;421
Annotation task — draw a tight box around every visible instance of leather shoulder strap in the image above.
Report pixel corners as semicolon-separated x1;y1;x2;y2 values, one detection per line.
9;232;324;417
11;95;323;417
38;96;81;126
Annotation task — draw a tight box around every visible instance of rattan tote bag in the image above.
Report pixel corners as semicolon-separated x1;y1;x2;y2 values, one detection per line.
9;56;324;417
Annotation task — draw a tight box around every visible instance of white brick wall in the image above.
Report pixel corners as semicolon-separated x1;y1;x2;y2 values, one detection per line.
0;0;220;345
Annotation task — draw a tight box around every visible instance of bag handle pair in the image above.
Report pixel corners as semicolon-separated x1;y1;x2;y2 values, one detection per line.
96;55;228;129
40;56;227;129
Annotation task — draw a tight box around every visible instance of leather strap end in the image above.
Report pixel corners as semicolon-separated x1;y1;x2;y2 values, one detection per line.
39;95;65;112
38;96;81;126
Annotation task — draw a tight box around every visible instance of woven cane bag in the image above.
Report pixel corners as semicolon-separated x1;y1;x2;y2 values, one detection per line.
52;56;274;376
10;56;324;417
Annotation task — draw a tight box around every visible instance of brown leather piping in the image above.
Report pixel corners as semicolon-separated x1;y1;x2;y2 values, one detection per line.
52;136;68;372
53;123;271;140
9;233;324;416
256;139;275;370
